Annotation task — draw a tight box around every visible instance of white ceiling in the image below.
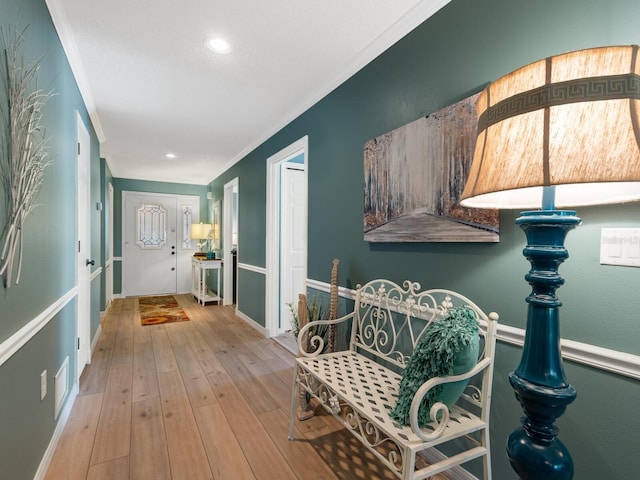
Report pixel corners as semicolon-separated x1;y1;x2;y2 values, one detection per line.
46;0;450;185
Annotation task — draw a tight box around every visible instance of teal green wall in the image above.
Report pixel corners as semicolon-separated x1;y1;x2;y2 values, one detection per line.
2;0;639;478
111;178;208;294
0;0;101;478
0;302;76;480
237;270;266;327
209;0;640;478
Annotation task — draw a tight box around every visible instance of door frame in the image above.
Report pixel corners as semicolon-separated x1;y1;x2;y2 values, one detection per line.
265;136;308;337
223;178;238;306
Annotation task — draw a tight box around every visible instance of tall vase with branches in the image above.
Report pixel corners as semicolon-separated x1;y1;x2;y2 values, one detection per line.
0;26;53;288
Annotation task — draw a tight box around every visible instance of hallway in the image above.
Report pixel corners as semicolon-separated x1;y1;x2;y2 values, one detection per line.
44;295;433;480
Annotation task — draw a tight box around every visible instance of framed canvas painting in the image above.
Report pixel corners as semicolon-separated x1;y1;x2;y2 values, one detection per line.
363;93;499;242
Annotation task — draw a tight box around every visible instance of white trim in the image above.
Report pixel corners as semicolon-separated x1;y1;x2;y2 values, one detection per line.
44;1;105;143
235;309;270;337
223;178;239;306
0;288;77;367
107;182;114;308
306;279;640;381
90;324;103;356
90;267;102;282
104;261;112;312
499;324;640;381
112;256;122;262
238;262;266;275
33;383;79;480
306;278;356;300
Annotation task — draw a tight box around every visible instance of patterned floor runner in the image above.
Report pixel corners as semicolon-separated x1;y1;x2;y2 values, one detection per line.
138;295;190;326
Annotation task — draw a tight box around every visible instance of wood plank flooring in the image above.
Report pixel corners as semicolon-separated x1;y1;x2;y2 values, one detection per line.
45;295;448;480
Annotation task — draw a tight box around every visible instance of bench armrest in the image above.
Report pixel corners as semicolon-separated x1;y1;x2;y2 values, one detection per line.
297;312;355;357
409;357;492;442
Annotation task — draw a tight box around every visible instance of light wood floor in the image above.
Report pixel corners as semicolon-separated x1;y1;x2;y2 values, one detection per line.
44;295;448;480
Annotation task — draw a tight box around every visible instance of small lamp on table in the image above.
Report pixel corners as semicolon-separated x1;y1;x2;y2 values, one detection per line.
190;223;211;257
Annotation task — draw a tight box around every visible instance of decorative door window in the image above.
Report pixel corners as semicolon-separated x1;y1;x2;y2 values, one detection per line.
182;204;193;249
136;203;167;249
211;200;221;250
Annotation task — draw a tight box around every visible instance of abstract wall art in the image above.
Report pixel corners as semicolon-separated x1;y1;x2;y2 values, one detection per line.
363;93;499;243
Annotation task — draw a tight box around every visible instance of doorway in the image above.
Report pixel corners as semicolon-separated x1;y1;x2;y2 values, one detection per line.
223;178;238;306
266;136;308;337
122;191;200;296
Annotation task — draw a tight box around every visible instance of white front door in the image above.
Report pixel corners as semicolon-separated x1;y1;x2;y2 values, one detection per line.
76;112;91;381
279;163;306;333
124;193;178;296
123;192;200;296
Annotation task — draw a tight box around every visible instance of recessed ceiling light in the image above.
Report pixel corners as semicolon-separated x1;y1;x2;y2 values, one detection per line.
206;37;232;54
165;153;176;159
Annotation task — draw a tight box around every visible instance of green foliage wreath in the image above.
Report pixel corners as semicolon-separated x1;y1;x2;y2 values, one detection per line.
389;307;479;426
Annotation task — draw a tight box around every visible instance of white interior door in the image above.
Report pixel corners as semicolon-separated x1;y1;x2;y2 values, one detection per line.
266;136;308;338
76;112;91;381
279;163;306;333
124;193;178;296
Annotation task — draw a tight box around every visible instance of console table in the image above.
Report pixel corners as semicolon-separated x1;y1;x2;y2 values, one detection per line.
191;257;222;305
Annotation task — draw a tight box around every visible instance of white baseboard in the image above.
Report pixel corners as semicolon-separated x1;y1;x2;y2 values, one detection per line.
33;383;79;480
90;324;102;361
235;308;270;337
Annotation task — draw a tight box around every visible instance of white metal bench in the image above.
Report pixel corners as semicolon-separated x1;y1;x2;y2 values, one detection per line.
288;279;498;480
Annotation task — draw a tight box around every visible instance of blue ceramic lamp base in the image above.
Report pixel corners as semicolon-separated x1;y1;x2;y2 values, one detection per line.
507;209;580;480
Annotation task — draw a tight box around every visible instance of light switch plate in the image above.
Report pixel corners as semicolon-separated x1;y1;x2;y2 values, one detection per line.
600;228;640;267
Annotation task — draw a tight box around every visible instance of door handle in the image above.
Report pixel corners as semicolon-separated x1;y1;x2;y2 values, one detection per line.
86;259;95;266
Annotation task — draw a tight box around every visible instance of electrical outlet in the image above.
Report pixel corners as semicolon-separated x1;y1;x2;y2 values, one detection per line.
40;370;47;400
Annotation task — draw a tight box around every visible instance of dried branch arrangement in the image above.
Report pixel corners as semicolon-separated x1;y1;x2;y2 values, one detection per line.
0;26;53;288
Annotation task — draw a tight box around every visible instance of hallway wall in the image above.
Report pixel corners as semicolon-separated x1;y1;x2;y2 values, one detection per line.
0;0;102;478
208;0;640;478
